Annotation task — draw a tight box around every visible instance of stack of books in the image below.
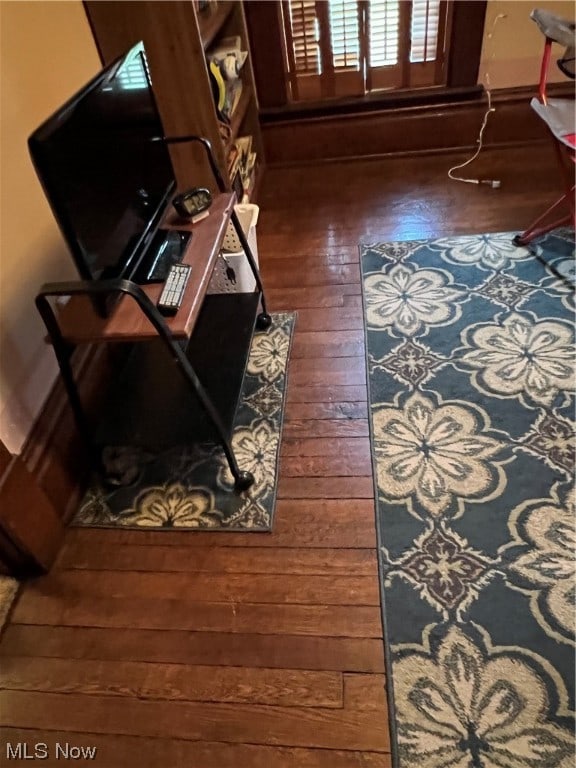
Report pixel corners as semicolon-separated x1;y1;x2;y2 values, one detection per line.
227;135;256;200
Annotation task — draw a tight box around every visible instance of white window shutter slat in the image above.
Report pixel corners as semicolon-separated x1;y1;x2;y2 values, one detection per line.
410;0;441;63
368;1;400;67
288;0;322;75
328;0;361;70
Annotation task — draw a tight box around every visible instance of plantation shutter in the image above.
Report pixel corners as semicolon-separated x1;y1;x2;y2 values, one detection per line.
282;0;321;100
366;0;405;90
326;0;365;97
408;0;448;86
282;0;364;100
282;0;450;101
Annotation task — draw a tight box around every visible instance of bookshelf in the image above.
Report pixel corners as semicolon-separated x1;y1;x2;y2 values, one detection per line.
84;0;264;200
198;1;235;49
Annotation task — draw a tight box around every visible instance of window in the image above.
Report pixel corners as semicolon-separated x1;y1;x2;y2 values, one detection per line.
281;0;451;102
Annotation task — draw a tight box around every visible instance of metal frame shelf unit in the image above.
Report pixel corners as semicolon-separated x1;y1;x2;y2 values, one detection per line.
35;137;271;491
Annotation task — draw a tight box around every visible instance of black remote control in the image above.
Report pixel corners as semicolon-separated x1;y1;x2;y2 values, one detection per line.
156;263;191;315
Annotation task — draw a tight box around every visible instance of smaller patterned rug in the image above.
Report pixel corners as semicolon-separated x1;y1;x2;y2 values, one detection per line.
73;312;295;531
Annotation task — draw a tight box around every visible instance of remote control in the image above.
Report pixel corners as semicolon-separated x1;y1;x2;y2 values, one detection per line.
156;262;191;315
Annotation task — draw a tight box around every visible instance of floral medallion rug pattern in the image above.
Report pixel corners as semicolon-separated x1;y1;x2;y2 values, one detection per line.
74;312;295;531
360;231;575;768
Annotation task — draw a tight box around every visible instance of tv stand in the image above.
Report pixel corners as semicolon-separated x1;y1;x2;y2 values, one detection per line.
132;228;191;284
35;191;270;492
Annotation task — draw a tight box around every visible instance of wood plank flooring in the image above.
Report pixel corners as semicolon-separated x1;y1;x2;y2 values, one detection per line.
0;146;561;766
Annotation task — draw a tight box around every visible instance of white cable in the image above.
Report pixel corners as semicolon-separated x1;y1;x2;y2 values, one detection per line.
448;89;497;185
447;13;506;188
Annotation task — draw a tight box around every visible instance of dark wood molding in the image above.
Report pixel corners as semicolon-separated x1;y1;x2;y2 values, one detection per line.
0;443;23;575
447;1;487;87
2;342;114;573
260;85;484;122
244;0;287;109
0;445;64;576
262;84;572;165
0;529;24;576
20;344;116;523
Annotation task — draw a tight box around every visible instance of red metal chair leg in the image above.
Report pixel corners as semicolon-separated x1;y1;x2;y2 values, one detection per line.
516;15;576;251
514;186;575;246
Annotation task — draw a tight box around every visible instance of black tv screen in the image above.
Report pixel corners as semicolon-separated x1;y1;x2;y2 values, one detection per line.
28;42;175;284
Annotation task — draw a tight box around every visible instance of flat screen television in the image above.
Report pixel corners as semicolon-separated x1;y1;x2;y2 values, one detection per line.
29;42;189;313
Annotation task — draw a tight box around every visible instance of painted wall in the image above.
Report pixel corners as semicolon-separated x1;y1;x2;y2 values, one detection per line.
0;1;101;453
479;0;575;89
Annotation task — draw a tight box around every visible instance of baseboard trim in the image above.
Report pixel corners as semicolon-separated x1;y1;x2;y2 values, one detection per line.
260;84;485;121
262;84;572;165
20;343;115;523
0;452;64;575
265;138;548;169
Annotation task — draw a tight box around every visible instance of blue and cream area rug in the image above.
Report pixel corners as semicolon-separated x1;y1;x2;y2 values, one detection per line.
361;230;575;768
73;312;295;531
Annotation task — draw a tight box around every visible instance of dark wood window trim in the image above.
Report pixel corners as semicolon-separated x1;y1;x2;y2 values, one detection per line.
259;83;484;122
446;0;488;87
244;0;487;117
244;0;288;108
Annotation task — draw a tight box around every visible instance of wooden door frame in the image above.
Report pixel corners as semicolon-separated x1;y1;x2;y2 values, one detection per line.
0;438;64;576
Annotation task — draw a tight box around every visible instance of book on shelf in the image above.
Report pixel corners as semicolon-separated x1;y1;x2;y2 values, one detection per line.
206;33;248;118
244;151;256;175
226;79;243;121
241;167;256;203
227;149;241;181
235;135;252;157
231;169;244;202
227;135;252;176
207;62;243;122
227;133;257;198
227;144;239;173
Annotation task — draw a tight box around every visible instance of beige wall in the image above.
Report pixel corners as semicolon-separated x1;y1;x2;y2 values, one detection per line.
479;0;575;89
0;1;101;453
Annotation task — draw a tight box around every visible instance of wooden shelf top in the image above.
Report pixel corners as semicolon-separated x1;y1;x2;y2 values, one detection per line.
53;193;236;345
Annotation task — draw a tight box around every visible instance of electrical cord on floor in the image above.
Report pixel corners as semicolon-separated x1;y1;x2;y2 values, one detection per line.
448;13;506;189
447;89;501;187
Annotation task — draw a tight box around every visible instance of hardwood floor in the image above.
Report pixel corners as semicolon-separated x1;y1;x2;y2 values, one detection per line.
0;146;561;766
